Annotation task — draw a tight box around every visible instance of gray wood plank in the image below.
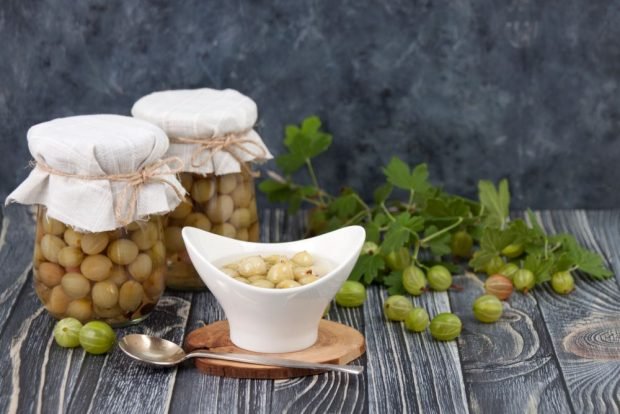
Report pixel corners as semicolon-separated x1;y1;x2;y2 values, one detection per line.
0;206;36;339
362;286;469;414
451;271;572;413
533;210;620;413
67;294;192;414
270;305;367;414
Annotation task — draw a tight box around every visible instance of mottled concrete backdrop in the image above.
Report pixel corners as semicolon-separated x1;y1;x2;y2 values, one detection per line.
1;0;619;208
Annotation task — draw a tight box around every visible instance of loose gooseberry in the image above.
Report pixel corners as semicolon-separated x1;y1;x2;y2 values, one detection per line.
53;317;83;348
473;294;503;323
484;274;513;300
501;243;524;259
429;313;462;341
362;241;379;255
385;247;411;271
402;266;427;296
513;269;535;292
405;307;430;332
498;263;519;281
450;230;473;258
335;281;366;307
427;265;452;291
551;271;575;295
79;321;116;355
383;295;413;321
485;256;505;276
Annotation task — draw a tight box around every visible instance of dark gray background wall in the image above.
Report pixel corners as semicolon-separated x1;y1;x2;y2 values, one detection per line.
1;0;619;208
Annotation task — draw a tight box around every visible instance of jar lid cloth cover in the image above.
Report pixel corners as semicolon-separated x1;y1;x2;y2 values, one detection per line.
131;88;273;176
5;114;185;232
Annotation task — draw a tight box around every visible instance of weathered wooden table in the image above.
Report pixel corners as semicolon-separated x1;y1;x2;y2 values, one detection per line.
1;206;619;413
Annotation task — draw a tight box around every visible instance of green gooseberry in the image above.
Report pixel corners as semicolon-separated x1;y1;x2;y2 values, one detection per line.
472;294;503;323
335;281;366;307
405;307;430;332
53;317;83;348
551;271;575;295
485;256;505;275
513;269;536;292
385;247;411;271
383;295;413;321
501;243;524;259
402;265;427;296
450;230;473;258
429;313;462;341
362;241;379;255
498;263;519;281
427;265;452;291
79;321;116;355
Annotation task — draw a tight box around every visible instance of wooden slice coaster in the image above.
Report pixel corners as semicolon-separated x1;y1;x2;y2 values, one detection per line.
184;319;365;379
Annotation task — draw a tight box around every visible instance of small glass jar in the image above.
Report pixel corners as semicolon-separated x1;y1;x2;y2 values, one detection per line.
33;207;166;327
164;171;259;289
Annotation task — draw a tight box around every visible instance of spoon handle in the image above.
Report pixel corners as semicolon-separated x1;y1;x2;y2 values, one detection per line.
187;350;363;375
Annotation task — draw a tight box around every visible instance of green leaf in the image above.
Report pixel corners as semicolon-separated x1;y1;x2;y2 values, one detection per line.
258;179;297;203
469;250;497;272
349;254;386;285
373;183;393;204
329;192;359;219
384;271;407;295
523;253;554;284
275;153;306;175
364;222;381;244
562;237;612;279
275;116;333;175
383;158;430;193
424;197;471;218
381;213;424;253
284;117;332;158
478;179;510;228
422;225;452;256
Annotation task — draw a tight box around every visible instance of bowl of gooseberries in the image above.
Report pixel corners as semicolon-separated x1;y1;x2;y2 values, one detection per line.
181;225;366;353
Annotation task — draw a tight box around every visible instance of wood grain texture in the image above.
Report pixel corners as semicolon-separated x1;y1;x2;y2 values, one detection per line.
451;272;572;413
185;320;365;379
531;210;620;413
3;206;620;413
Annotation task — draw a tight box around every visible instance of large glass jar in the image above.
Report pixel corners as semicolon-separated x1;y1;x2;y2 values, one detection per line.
33;206;166;326
164;171;259;290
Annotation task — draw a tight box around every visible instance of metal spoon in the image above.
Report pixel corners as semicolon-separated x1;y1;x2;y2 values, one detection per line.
119;334;363;375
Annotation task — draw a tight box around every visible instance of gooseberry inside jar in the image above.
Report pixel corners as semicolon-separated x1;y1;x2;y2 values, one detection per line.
33;206;166;327
164;170;260;290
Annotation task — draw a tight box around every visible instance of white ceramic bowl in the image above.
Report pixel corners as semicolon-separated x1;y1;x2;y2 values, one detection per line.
182;226;366;353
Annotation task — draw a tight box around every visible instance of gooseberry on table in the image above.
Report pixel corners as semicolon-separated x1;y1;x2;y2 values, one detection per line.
484;274;513;300
513;269;535;292
79;321;116;355
402;265;427;296
551;271;575;295
383;295;413;321
472;294;503;323
405;307;430;332
427;265;452;291
53;317;83;348
429;313;462;341
335;281;367;307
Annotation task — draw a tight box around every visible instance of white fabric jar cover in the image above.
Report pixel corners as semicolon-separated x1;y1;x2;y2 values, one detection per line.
131;88;273;175
5;114;185;232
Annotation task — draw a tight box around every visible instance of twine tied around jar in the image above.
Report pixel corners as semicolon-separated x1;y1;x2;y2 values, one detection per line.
31;157;185;226
169;129;267;176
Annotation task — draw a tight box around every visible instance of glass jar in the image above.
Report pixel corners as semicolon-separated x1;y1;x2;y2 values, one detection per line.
164;170;259;290
33;206;166;326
